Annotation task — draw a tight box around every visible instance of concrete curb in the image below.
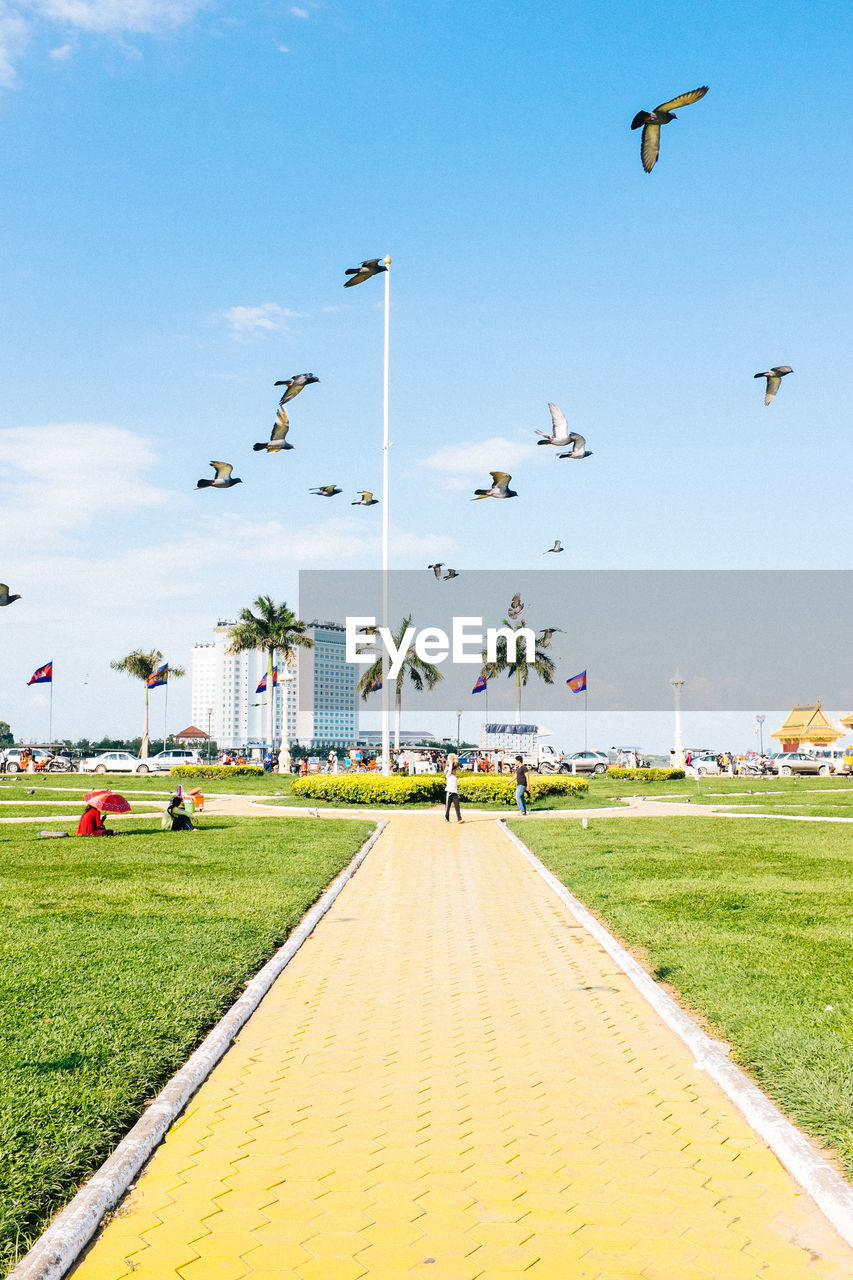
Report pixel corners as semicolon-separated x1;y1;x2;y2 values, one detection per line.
499;818;853;1251
9;818;388;1280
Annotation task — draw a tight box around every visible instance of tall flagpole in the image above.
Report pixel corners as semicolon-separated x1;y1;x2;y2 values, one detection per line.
584;683;588;752
381;255;391;775
49;673;54;748
164;677;169;752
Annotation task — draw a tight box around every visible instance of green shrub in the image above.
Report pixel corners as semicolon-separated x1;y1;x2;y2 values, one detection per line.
170;765;265;779
291;775;445;805
458;774;589;802
605;767;685;782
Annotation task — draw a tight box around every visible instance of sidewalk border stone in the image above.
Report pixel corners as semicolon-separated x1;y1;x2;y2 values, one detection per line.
9;818;387;1280
500;817;853;1251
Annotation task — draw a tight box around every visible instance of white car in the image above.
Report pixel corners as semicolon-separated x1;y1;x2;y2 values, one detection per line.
81;751;151;774
562;751;610;775
689;753;721;777
148;749;203;772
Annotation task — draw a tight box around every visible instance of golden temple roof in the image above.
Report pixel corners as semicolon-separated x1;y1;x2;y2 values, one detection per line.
771;703;844;745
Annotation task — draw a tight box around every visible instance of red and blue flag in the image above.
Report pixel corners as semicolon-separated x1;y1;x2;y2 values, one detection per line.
472;674;488;694
256;666;278;693
566;670;587;693
147;662;169;689
28;661;53;685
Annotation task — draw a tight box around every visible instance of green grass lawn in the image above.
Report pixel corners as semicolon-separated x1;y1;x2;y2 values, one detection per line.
0;815;373;1277
513;816;853;1178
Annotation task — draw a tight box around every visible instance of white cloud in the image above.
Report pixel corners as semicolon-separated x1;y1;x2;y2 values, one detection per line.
222;302;298;339
420;435;543;490
0;423;170;536
289;6;309;17
0;8;29;86
31;1;209;34
275;41;290;53
48;39;71;56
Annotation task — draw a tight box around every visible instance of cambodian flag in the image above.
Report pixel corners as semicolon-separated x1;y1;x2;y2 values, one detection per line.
566;670;587;693
256;666;278;693
147;662;169;689
28;661;53;685
472;674;488;694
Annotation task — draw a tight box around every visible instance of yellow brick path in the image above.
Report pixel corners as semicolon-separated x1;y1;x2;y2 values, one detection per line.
72;814;853;1279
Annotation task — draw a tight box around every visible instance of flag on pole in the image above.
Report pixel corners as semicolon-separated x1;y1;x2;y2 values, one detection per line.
472;674;488;694
566;670;587;693
256;666;278;693
147;662;169;689
368;676;382;692
28;661;53;685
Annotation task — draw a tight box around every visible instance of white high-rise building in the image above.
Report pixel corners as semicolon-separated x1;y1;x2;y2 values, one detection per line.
191;619;357;750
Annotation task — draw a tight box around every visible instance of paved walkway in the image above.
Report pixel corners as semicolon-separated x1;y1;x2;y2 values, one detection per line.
72;814;853;1279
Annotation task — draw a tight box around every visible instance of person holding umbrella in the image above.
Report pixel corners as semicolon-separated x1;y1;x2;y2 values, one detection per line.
76;790;129;835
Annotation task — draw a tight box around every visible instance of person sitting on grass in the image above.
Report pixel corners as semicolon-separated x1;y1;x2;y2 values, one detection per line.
166;792;197;832
77;804;115;837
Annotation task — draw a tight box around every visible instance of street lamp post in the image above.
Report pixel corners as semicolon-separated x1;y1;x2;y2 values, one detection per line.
755;714;766;756
206;708;212;763
456;710;462;752
278;667;295;775
669;669;686;769
381;255;392;776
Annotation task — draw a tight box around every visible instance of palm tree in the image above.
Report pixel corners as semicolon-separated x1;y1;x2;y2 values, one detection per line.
228;596;313;760
479;620;554;724
357;614;443;750
110;650;185;759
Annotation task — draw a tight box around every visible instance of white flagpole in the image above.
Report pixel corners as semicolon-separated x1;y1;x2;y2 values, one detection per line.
164;676;169;752
381;255;391;775
49;671;54;748
584;683;588;752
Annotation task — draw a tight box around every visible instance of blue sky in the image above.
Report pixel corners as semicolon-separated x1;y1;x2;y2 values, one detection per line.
1;0;851;746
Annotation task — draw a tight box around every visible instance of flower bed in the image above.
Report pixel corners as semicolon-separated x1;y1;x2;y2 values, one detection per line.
170;765;265;779
605;767;685;782
457;774;589;802
291;773;589;805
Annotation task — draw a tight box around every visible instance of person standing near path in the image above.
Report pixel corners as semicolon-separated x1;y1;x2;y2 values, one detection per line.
515;755;530;816
444;754;463;823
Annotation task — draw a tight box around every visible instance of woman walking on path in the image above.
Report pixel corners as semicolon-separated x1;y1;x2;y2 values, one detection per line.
444;754;464;823
514;755;530;816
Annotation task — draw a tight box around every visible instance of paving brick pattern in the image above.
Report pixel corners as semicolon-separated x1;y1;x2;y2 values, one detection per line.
72;813;853;1279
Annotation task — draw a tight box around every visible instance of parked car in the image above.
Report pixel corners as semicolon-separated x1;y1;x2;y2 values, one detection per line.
562;750;609;775
771;752;832;777
813;749;851;776
80;751;151;774
688;753;721;776
148;748;203;772
2;747;76;773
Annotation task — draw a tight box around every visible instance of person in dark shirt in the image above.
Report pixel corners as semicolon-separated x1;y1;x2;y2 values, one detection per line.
514;756;530;816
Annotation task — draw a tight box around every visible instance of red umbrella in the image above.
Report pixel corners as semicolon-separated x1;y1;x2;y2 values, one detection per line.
84;791;131;814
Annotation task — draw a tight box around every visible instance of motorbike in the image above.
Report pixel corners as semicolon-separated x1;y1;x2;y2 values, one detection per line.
43;756;77;773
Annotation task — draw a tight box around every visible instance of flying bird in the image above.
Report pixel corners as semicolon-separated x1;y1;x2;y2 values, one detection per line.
545;540;564;554
344;258;388;288
428;563;445;579
558;433;593;460
0;583;21;606
754;366;793;405
197;461;242;489
538;628;564;648
473;471;517;500
310;485;342;497
444;569;459;580
507;594;525;620
536;403;573;447
254;403;292;452
352;491;378;506
274;373;319;405
631;86;709;172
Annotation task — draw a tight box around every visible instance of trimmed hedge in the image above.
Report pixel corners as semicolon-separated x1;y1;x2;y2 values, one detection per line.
605;767;685;782
292;775;444;804
291;772;589;806
170;764;265;779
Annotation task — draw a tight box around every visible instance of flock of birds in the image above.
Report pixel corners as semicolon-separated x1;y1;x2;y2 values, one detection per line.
1;93;797;612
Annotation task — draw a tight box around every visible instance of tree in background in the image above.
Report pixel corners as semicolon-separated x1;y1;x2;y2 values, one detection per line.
357;615;443;750
0;721;12;748
109;651;185;759
479;620;555;724
228;597;313;760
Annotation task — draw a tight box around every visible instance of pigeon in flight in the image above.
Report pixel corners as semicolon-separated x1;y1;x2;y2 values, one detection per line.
536;404;573;447
558;433;593;460
538;628;564;648
310;485;342;497
631;86;709;172
197;462;242;489
507;594;525;620
344;258;388;288
0;583;21;606
473;471;517;500
444;569;459;580
352;491;378;506
754;366;793;405
254;403;292;452
545;540;564;554
428;563;445;579
274;373;319;405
